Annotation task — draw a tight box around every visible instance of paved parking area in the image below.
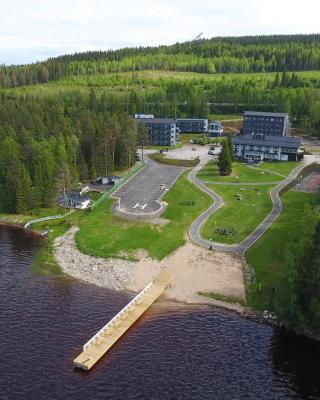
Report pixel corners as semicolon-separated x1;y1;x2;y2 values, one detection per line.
112;158;185;215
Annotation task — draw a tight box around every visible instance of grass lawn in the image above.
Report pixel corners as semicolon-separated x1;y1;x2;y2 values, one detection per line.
197;161;285;183
201;184;274;244
246;191;317;311
0;206;64;226
197;160;301;183
257;161;300;176
75;172;212;260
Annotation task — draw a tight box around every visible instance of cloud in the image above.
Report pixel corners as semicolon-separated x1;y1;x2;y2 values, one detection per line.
0;0;319;64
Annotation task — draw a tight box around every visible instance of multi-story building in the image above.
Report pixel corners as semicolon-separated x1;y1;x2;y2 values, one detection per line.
233;134;302;162
135;118;178;146
208;121;223;137
176;118;208;133
243;111;291;137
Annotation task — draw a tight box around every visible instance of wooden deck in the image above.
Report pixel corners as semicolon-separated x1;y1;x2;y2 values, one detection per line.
73;270;173;370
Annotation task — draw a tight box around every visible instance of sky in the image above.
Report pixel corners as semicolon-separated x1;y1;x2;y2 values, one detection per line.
1;0;320;65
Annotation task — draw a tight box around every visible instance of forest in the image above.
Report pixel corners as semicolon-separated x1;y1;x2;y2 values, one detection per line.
1;34;320;88
0;94;137;213
1;34;320;215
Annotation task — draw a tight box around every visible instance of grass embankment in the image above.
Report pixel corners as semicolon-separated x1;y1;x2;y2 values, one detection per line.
246;191;317;310
0;207;64;227
197;160;299;183
198;291;245;305
30;211;81;275
201;184;274;244
149;153;200;167
76;172;212;260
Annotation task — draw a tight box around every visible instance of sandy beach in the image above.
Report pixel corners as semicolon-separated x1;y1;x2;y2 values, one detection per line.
54;227;245;311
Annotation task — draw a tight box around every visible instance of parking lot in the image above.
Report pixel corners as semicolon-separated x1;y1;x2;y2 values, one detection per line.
112;157;185;215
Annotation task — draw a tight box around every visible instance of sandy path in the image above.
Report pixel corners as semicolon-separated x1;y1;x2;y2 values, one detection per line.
54;227;245;311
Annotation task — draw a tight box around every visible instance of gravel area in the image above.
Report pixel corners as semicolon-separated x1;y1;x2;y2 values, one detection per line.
54;227;134;290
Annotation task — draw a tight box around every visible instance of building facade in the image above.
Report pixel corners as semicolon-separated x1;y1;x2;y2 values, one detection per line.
243;111;291;137
233;134;302;162
208;121;223;137
176;118;208;133
135;118;178;146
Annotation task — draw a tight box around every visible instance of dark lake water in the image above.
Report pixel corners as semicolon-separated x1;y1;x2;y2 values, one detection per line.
1;224;320;400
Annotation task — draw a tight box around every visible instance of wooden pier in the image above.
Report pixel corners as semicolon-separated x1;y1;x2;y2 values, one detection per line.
73;270;173;370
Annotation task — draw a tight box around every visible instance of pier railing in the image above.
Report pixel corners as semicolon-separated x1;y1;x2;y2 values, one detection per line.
83;281;153;350
24;213;68;229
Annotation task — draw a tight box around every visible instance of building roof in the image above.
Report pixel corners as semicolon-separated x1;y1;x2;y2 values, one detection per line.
66;191;90;203
135;118;176;124
176;118;208;122
243;111;289;118
233;134;301;148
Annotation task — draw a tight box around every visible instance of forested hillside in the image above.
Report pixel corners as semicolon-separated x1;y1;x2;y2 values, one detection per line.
0;94;137;213
1;34;320;87
1;34;320;214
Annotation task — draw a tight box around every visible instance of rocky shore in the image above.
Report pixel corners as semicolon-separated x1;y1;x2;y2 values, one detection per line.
53;227;246;311
54;227;135;290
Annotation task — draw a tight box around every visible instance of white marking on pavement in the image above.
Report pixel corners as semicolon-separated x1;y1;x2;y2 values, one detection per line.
132;203;148;210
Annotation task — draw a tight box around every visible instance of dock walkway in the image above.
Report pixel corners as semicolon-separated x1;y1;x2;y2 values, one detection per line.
73;270;173;370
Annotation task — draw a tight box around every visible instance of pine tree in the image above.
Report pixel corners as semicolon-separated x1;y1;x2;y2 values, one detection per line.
16;163;32;213
225;134;235;162
217;141;232;176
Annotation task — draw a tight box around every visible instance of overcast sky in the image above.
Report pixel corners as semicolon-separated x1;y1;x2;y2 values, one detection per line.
1;0;320;65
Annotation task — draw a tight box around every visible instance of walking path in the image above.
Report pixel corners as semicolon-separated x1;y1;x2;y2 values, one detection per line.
189;161;312;255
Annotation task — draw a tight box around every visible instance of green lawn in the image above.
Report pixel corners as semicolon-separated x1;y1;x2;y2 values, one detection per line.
75;172;212;260
201;184;274;244
197;160;300;183
0;206;64;226
246;191;317;310
197;161;282;183
149;153;200;167
257;161;300;176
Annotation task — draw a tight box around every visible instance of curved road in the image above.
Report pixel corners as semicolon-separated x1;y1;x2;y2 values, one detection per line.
189;161;311;255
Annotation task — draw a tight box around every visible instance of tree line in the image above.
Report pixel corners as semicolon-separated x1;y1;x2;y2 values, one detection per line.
269;195;320;335
0;94;137;213
2;34;320;88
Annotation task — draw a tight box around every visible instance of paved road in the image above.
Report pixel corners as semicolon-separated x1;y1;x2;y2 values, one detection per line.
112;157;184;215
189;161;312;255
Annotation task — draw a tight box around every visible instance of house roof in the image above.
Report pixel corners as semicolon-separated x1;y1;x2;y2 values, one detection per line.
233;134;301;148
66;191;90;203
135;118;176;124
243;111;289;118
176;118;208;122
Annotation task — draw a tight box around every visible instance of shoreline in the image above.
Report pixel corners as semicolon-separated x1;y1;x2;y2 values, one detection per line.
54;226;246;313
0;219;308;333
0;219;43;238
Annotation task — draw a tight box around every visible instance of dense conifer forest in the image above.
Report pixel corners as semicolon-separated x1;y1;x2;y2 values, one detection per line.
2;34;320;87
0;94;137;213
